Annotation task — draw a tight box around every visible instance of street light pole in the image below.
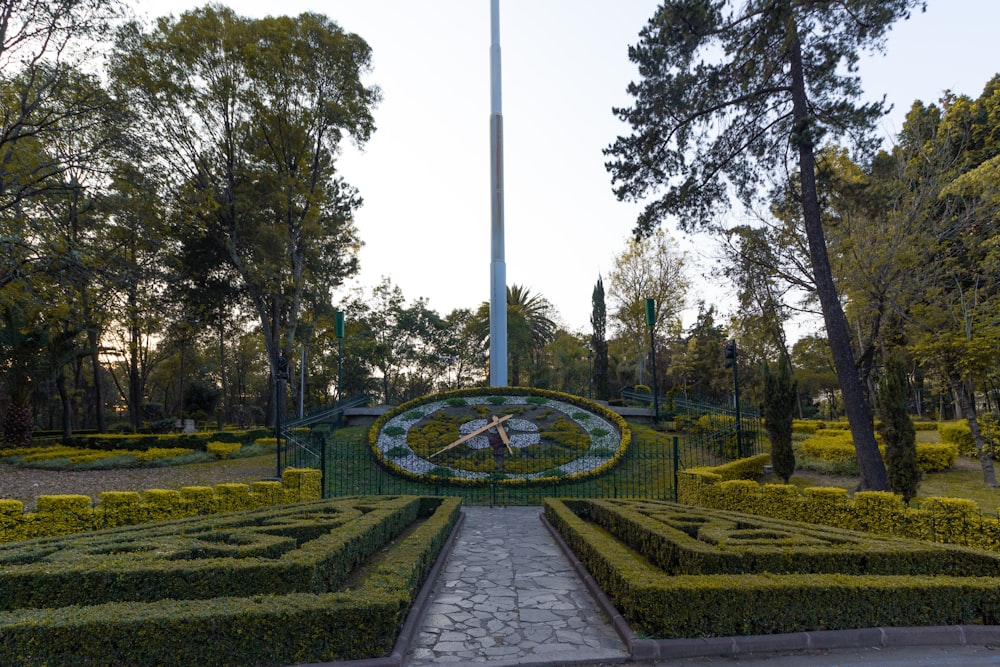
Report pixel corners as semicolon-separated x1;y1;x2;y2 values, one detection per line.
645;298;659;424
275;352;288;478
725;341;743;457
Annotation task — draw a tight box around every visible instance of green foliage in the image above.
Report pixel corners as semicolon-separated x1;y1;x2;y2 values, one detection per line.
606;0;918;492
545;498;1000;640
764;362;797;483
0;496;460;665
405;412;460;459
591;276;610;401
678;462;1000;552
876;357;921;502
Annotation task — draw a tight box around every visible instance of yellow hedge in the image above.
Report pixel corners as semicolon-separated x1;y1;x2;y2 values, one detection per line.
0;468;323;543
801;433;956;472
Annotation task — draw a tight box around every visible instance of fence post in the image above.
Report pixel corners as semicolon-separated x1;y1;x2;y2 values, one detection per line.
320;435;327;499
672;436;680;501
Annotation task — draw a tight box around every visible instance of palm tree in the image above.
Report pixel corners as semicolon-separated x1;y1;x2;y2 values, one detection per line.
471;284;557;386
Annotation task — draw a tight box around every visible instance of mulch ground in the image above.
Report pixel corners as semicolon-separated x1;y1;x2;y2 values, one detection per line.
0;455;276;510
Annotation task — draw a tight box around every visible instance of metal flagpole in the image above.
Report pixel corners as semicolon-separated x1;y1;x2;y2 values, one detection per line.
489;0;508;387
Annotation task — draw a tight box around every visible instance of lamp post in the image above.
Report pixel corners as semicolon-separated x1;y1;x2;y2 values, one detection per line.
275;352;289;478
724;341;743;457
645;298;659;423
335;311;345;426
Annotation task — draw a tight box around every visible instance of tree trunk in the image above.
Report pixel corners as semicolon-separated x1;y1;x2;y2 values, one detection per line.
87;327;106;433
219;321;229;428
951;373;997;487
2;402;33;448
128;324;143;432
786;14;888;490
56;372;72;440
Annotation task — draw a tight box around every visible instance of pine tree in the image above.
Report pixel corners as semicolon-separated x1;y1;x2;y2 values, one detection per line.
875;356;920;502
605;0;926;490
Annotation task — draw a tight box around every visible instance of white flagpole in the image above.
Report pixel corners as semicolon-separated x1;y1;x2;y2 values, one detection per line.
489;0;508;387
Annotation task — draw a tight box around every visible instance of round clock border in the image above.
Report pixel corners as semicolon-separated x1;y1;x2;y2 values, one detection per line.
369;387;631;486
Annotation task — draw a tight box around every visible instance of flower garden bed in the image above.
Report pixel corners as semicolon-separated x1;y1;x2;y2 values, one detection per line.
371;387;630;487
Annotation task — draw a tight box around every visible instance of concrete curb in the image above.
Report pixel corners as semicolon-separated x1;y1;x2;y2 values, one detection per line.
540;510;1000;662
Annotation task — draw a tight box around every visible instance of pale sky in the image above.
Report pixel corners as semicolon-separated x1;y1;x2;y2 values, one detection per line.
135;0;1000;337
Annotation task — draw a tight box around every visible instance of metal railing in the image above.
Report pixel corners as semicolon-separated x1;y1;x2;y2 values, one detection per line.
278;395;369;476
282;391;764;504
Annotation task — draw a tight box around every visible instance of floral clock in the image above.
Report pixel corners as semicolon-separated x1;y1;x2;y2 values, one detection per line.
369;388;629;486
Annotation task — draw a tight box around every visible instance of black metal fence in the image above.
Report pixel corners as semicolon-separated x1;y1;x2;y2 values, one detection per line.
279;393;764;505
318;429;761;505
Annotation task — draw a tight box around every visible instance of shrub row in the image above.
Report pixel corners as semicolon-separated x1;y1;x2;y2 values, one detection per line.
0;468;322;543
678;459;1000;551
53;428;273;453
938;418;1000;458
800;432;957;472
793;419;939;434
0;495;461;666
573;498;1000;576
544;498;1000;639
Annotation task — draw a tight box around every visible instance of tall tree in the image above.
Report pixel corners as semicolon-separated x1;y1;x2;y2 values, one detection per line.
471;284;557;387
605;0;925;489
607;229;688;388
590;276;610;400
110;6;377;426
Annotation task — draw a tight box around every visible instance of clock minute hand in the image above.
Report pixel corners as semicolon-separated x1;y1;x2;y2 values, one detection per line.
429;413;513;458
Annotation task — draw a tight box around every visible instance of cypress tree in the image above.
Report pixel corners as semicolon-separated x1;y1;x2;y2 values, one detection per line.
764;360;797;483
590;277;609;401
876;356;920;502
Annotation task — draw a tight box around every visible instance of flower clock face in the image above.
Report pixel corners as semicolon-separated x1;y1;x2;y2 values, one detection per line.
373;392;627;485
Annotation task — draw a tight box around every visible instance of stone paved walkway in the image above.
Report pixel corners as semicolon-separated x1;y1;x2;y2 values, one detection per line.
405;506;627;666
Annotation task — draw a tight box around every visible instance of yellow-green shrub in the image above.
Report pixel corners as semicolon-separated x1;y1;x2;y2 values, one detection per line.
939;421;975;456
206;441;241;458
677;461;1000;552
792;419;822;434
802;433;956;472
0;467;324;543
915;443;958;471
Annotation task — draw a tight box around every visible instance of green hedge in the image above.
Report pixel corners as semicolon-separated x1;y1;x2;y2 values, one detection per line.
544;498;1000;639
677;459;1000;551
0;495;461;666
56;429;272;453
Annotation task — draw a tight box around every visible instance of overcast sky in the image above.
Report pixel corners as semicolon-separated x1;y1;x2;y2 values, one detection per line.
136;0;1000;338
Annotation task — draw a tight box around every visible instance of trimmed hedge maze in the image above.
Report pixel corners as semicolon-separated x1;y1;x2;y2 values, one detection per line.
0;494;460;666
545;498;1000;639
